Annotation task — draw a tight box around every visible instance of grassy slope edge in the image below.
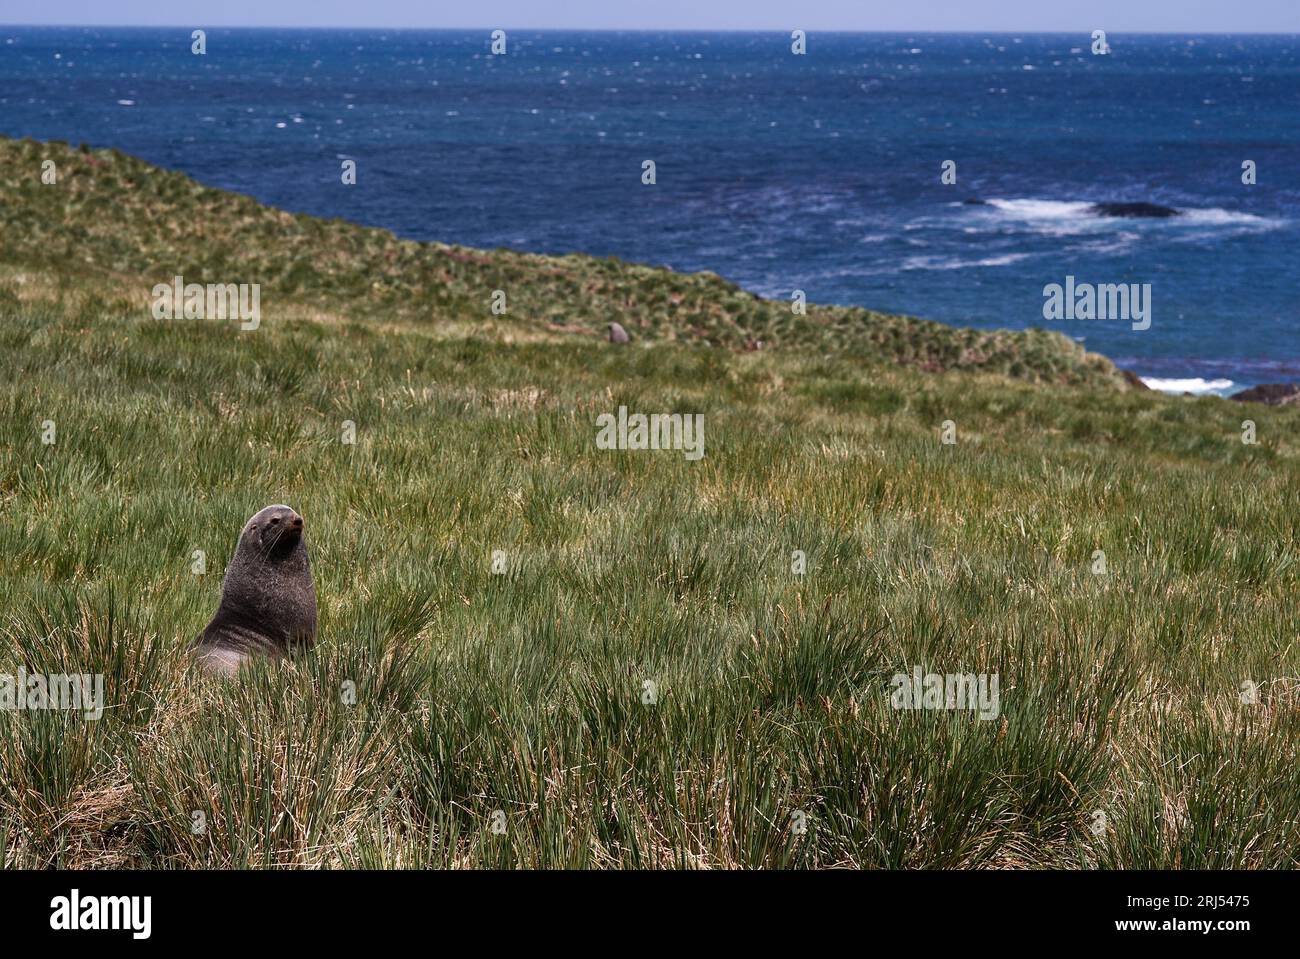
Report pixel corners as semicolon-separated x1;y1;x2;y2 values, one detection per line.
1;136;1125;387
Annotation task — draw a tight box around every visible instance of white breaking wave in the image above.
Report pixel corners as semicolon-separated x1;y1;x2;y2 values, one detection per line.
1180;208;1271;225
1140;377;1235;395
985;198;1094;220
976;198;1279;230
901;252;1032;271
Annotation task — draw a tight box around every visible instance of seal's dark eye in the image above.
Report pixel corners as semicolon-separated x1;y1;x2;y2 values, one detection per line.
269;517;280;525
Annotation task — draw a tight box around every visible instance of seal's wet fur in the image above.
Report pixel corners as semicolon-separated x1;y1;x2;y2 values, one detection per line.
193;504;317;676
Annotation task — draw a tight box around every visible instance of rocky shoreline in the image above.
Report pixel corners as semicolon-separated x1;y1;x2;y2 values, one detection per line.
1229;383;1300;406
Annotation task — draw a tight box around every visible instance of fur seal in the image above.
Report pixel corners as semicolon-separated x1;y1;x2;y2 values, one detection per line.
192;504;317;676
607;322;630;344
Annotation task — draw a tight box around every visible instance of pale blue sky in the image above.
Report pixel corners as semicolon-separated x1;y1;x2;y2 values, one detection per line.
0;1;1295;32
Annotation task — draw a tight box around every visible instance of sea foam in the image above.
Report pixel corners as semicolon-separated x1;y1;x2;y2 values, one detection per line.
1140;377;1235;395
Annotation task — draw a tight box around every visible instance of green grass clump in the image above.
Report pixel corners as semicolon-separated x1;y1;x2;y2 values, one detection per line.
0;136;1296;868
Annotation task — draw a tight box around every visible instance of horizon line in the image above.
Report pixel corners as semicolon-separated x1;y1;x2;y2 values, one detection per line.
4;23;1299;36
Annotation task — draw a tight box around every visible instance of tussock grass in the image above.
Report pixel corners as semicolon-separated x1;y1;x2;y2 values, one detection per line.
0;136;1297;868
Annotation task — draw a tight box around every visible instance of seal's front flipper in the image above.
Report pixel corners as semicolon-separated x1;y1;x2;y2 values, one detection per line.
194;644;249;678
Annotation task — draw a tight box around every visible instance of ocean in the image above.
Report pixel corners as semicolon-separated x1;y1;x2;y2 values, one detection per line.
3;27;1297;392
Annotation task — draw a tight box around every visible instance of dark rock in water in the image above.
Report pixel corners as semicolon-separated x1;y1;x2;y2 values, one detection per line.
1229;383;1300;405
1089;202;1181;219
607;322;630;344
1120;370;1150;390
963;198;1179;218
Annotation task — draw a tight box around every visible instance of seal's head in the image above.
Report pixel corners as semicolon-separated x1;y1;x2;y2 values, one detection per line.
241;504;306;558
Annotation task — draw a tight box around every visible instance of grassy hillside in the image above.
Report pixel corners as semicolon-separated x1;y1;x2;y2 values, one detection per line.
1;136;1298;869
1;136;1124;385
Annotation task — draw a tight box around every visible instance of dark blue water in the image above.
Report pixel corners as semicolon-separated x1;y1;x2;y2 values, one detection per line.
3;27;1298;391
